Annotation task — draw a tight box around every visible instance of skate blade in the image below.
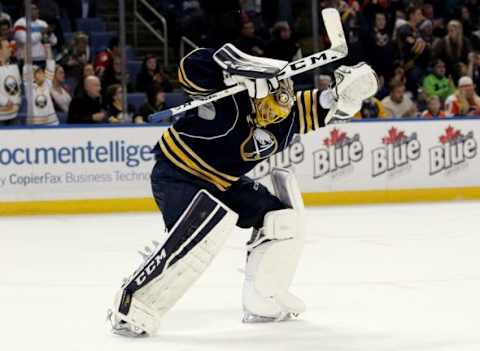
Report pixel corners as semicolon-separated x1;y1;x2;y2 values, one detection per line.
242;312;299;323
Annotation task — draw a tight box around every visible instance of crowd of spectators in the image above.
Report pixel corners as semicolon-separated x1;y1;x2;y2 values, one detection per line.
157;0;480;120
0;0;173;127
329;0;480;119
1;0;480;128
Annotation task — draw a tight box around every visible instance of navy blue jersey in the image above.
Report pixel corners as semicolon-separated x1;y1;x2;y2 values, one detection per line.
155;48;329;191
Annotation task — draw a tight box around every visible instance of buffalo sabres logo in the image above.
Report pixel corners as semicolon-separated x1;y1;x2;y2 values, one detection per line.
241;128;278;161
35;94;48;108
4;75;19;96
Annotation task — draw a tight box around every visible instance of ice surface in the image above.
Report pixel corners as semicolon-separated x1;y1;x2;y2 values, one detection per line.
1;202;480;351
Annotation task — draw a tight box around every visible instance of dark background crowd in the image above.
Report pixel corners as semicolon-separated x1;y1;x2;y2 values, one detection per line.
1;0;480;127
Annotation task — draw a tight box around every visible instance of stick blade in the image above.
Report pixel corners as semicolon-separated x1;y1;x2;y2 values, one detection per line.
321;8;348;56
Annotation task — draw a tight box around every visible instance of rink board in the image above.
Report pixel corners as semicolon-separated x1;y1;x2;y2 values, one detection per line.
1;119;480;215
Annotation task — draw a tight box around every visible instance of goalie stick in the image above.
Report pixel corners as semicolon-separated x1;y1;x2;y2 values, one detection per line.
149;8;347;123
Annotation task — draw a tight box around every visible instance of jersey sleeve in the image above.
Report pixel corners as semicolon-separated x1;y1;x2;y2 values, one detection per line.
44;59;55;88
293;89;329;134
178;48;226;97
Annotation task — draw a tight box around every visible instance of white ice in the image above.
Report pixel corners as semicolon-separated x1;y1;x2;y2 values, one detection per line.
1;202;480;351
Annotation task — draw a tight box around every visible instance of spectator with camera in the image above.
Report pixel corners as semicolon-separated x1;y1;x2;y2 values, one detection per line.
13;2;57;65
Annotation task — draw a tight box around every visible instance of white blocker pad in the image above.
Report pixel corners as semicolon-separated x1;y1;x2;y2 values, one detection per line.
213;43;287;79
113;190;238;335
243;168;306;320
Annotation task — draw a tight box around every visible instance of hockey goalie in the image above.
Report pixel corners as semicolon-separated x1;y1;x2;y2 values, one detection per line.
107;40;378;336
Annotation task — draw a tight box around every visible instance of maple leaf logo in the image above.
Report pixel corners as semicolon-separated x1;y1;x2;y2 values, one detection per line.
382;127;406;145
439;126;462;144
324;128;347;147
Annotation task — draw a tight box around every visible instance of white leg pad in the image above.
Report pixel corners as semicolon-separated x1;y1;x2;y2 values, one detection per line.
242;168;306;320
110;190;238;335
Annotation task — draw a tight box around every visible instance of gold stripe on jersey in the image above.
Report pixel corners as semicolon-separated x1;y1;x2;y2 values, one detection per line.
160;128;237;191
178;49;212;94
296;91;305;134
304;90;313;132
312;89;320;130
170;128;239;183
295;90;324;134
27;113;58;125
158;138;226;191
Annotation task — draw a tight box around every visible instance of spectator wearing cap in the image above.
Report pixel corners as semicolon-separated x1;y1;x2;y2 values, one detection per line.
136;54;172;93
264;21;301;62
58;32;91;81
50;64;72;113
68;75;106;123
433;20;472;83
422;59;455;102
421;95;446;118
13;3;57;65
136;83;166;124
381;79;417;118
0;38;21;126
445;76;480;116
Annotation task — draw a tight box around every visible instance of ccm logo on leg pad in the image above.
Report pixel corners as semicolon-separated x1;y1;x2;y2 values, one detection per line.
135;249;167;286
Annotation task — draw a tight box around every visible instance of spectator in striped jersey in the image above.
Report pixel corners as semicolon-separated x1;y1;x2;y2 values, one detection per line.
0;38;21;126
24;44;58;125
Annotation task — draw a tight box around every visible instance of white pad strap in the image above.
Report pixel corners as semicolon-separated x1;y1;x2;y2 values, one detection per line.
113;190;238;335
